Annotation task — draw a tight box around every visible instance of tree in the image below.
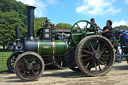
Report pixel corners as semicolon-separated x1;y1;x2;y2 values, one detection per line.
0;11;25;49
0;0;27;49
113;25;128;32
55;23;72;29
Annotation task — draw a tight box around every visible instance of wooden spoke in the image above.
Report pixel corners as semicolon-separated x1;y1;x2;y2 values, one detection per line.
89;41;95;51
31;69;36;75
99;59;106;67
85;43;91;51
100;57;108;62
72;33;83;36
81;55;91;57
85;62;90;68
97;43;100;50
101;54;111;57
97;60;102;71
83;57;92;62
83;50;93;55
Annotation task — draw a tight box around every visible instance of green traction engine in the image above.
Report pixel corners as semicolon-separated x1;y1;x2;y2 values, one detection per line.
7;6;115;81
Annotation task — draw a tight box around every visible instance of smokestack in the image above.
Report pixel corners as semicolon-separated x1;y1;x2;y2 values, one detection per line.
27;6;36;40
15;27;20;41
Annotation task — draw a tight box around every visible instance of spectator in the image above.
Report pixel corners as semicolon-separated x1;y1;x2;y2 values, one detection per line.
99;20;114;39
120;27;128;42
117;43;122;63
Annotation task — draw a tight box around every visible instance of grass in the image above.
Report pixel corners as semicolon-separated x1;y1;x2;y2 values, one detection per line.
0;51;12;72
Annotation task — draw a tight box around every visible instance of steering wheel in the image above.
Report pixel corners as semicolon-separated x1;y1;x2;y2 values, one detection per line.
71;20;97;45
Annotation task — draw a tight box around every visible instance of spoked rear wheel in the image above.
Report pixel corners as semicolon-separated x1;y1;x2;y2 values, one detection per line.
14;52;45;81
7;52;22;73
75;35;115;76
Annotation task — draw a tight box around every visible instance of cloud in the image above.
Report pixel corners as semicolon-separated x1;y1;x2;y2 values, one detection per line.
16;0;47;17
126;0;128;4
112;20;128;27
76;0;121;16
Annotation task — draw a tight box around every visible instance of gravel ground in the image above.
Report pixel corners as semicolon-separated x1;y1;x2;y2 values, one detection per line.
0;61;128;85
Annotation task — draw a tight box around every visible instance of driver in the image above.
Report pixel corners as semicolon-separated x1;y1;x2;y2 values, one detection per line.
89;18;99;32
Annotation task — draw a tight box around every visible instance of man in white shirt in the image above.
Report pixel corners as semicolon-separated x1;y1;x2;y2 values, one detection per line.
117;43;122;63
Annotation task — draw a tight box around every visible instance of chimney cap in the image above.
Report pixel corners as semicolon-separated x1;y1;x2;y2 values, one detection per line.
27;6;36;9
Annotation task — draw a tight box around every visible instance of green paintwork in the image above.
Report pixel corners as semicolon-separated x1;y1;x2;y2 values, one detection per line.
39;40;71;56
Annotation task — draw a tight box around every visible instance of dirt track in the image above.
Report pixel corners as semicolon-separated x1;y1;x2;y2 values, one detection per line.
1;61;128;85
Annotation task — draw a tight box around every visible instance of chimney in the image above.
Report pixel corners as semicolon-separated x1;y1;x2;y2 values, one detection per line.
15;27;20;45
27;6;36;40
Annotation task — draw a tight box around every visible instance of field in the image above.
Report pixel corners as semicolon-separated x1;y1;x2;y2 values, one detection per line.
0;51;12;72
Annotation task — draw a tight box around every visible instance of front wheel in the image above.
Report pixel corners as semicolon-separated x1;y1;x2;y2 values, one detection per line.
75;35;115;77
14;52;45;81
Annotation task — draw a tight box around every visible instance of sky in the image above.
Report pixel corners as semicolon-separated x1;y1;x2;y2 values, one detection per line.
16;0;128;28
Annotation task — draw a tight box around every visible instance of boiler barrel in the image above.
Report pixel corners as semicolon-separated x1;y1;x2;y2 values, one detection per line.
38;40;71;56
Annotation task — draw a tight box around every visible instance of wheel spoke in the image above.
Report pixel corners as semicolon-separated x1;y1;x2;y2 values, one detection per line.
31;58;36;64
99;59;106;67
81;55;91;57
83;57;92;62
89;41;95;51
72;33;82;36
84;23;88;32
94;40;98;50
85;62;90;68
31;69;36;75
101;54;111;57
97;60;102;71
76;23;84;33
24;59;28;64
85;43;91;51
89;60;95;69
101;48;107;54
100;44;106;51
100;57;108;62
97;43;100;50
83;50;93;55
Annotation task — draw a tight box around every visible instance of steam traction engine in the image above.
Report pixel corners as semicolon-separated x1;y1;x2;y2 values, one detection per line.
9;6;115;81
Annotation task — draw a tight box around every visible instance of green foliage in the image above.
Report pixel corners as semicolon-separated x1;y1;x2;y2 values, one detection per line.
113;25;128;32
55;23;72;29
0;0;27;49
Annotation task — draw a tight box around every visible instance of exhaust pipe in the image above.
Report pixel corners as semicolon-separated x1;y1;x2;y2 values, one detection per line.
15;27;20;45
27;6;36;40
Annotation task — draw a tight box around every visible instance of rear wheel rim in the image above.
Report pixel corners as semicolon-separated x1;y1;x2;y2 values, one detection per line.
79;37;113;74
7;54;18;72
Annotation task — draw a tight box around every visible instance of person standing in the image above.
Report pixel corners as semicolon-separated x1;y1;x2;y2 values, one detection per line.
117;43;122;63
